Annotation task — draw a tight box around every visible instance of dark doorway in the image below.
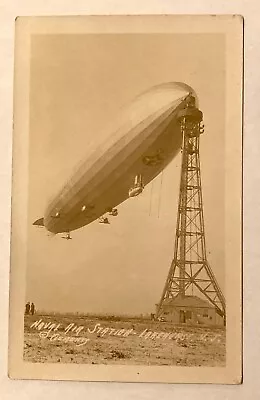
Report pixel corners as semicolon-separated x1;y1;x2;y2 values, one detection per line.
179;310;186;323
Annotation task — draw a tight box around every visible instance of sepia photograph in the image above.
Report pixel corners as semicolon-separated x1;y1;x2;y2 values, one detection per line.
9;15;243;383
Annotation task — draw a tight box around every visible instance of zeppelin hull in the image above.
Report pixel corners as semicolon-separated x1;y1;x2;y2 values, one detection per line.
40;82;197;233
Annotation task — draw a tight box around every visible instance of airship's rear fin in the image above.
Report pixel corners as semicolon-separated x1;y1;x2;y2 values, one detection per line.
33;217;44;226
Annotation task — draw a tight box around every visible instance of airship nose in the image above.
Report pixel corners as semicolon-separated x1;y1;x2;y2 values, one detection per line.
123;82;198;124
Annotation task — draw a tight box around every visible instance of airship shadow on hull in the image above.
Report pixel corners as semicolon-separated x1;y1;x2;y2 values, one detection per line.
33;82;198;234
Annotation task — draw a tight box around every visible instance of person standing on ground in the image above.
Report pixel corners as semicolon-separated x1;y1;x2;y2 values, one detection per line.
25;302;30;315
30;302;35;316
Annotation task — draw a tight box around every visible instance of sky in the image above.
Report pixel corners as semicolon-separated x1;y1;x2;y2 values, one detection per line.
26;33;225;315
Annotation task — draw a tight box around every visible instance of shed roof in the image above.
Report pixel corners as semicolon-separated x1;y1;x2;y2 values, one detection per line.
162;295;215;309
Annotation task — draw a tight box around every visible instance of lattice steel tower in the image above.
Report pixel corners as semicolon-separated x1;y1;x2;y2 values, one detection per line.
156;95;226;320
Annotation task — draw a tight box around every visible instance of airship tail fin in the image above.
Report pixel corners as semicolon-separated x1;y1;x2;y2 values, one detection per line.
33;217;44;227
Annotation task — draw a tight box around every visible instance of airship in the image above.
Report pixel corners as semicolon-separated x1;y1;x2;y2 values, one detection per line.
33;82;198;238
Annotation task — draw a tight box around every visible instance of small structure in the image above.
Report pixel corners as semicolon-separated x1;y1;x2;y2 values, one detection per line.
156;295;224;326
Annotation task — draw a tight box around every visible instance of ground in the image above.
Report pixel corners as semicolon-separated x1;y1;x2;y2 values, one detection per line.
24;314;226;367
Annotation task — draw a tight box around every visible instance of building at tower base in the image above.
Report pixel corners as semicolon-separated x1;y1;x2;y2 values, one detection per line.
156;295;225;326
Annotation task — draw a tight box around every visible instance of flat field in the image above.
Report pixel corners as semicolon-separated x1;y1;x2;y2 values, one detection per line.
24;314;226;366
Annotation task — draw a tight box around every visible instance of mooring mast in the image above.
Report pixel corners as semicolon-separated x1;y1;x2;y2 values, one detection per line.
156;95;226;321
